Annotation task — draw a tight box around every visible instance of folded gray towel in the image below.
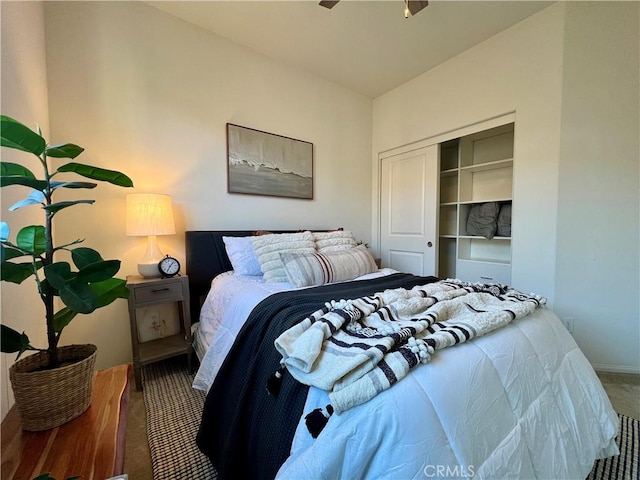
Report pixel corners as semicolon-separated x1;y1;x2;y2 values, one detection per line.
497;203;512;237
466;202;499;239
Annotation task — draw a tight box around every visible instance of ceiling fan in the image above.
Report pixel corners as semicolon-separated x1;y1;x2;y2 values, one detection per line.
319;0;429;18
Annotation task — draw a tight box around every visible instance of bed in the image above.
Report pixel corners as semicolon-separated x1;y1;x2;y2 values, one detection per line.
186;230;619;480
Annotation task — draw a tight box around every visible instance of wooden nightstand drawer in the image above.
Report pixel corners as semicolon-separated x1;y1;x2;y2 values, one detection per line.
134;281;183;304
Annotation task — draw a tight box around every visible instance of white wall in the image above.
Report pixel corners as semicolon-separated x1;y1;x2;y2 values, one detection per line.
372;4;565;304
372;2;640;373
38;2;373;370
554;2;639;373
0;1;50;419
3;2;637;426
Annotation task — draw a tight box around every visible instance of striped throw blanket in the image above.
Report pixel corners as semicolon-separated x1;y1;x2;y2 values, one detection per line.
275;279;545;413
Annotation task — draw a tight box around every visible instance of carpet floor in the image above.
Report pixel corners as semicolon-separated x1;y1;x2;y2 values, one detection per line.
143;360;638;480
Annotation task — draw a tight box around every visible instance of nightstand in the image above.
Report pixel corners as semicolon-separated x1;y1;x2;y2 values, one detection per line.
126;275;193;390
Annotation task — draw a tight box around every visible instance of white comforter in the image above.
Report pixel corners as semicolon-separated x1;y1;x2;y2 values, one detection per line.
193;269;399;391
194;272;619;480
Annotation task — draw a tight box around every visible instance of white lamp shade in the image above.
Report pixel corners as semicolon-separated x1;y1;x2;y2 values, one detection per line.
126;193;176;236
127;193;176;278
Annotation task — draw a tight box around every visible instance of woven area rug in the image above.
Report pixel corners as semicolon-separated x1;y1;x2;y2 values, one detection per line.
143;359;217;480
143;359;637;480
588;414;639;480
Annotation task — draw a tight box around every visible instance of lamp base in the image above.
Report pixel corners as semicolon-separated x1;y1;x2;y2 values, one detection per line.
137;262;162;278
137;235;164;278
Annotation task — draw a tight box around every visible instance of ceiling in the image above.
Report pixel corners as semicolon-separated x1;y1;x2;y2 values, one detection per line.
147;1;553;98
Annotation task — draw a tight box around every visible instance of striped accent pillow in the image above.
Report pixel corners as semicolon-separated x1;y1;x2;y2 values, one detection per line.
280;245;377;288
252;231;316;283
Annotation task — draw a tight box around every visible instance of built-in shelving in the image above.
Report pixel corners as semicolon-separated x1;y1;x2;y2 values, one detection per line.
437;123;514;284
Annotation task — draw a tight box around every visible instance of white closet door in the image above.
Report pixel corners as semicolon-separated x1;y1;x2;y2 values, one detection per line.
380;145;438;276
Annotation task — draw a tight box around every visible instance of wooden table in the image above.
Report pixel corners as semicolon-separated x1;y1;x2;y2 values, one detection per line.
1;364;131;480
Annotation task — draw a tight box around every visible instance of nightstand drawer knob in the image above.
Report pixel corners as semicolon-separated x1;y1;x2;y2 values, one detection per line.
151;287;170;293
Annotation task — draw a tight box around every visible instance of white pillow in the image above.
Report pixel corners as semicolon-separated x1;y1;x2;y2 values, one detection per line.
222;236;262;276
280;244;377;288
313;230;357;252
252;231;315;283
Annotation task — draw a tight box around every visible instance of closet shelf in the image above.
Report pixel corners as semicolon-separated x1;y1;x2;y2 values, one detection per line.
458;257;511;265
460;158;513;173
436;121;514;284
459;235;511;240
459;198;512;205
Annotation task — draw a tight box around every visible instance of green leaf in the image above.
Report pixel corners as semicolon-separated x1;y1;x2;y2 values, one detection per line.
0;176;48;190
71;248;121;284
45;143;84;159
53;307;77;333
32;474;76;480
0;324;31;355
71;247;102;269
0;116;46;155
57;163;133;188
44;200;95;214
8;190;45;211
0;261;40;283
40;278;57;296
1;245;24;263
43;262;74;290
1;162;36;179
32;474;78;480
91;277;129;307
49;181;97;190
77;259;121;284
59;282;97;314
53;279;128;332
16;225;46;255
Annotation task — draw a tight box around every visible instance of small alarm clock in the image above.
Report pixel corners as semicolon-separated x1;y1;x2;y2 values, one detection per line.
158;255;181;278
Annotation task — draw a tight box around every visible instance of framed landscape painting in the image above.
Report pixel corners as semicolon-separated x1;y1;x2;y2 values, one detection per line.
227;123;313;199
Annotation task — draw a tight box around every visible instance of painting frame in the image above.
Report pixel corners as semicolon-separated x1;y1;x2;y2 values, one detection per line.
226;123;314;200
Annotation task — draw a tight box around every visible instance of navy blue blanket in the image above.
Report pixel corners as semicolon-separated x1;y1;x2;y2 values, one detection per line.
196;273;437;480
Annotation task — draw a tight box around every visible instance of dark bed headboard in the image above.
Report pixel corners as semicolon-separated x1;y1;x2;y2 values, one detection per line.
185;230;320;322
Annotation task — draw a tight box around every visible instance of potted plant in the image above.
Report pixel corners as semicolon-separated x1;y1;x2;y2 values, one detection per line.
0;115;133;431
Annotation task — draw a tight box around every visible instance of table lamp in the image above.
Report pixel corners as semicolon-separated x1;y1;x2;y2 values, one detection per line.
126;193;176;278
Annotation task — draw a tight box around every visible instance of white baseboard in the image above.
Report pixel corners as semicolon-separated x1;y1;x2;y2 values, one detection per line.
593;363;640;375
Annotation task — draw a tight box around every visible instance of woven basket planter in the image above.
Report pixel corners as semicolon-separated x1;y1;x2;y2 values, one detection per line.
9;344;97;431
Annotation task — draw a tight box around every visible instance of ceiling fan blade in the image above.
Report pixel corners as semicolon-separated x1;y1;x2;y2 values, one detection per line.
319;0;340;9
407;0;429;16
